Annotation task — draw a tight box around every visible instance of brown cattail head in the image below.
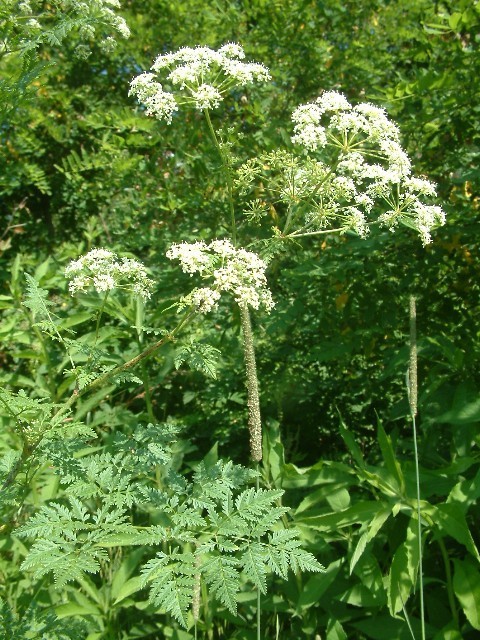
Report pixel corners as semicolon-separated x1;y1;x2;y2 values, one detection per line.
409;295;418;417
239;304;263;462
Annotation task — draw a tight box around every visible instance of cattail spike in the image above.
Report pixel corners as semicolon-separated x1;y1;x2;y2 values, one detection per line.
239;303;263;462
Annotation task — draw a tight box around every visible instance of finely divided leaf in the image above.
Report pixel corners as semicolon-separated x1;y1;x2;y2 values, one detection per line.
203;556;240;615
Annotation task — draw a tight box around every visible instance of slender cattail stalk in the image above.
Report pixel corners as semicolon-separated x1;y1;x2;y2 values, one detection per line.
409;295;425;640
239;303;263;462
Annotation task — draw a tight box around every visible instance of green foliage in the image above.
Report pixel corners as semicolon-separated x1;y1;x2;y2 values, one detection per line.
0;597;87;639
174;340;221;379
16;429;322;629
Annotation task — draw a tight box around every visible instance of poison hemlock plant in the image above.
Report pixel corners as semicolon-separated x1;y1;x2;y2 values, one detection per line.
1;38;450;639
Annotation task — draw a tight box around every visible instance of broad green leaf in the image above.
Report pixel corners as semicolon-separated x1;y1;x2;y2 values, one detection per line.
447;468;480;510
111;548;146;600
113;576;145;605
202;441;219;469
448;12;463;30
387;541;412;616
60;311;93;329
0;294;14;310
437;397;480;425
338;583;378;607
404;517;420;585
350;506;391;573
325;487;351;512
377;420;405;494
296;482;351;515
352;614;419;639
298;501;381;531
263;421;285;487
433;622;464;640
351;553;385;600
326;618;347;640
55;600;101;618
296;559;342;611
338;417;365;468
434;502;480;560
282;460;354;489
453;559;480;630
33;257;51;282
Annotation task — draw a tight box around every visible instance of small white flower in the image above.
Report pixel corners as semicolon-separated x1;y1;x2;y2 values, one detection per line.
209;239;237;256
316;91;351;113
191;84;222;110
404;176;437;197
93;273;116;292
167;240;274;312
65;249;154;300
166;241;211;275
190;287;222;313
346;207;369;238
219;42;245;59
131;43;271;122
111;15;130;39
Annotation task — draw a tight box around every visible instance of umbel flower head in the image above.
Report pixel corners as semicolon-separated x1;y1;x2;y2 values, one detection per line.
129;43;271;123
166;239;274;313
65;248;154;300
290;90;446;244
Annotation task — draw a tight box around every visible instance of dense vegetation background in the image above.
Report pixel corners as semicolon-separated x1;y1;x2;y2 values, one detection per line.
1;1;479;638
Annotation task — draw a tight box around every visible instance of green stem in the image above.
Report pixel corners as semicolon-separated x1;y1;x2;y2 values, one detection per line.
56;308;195;420
256;467;261;640
436;534;459;628
287;226;345;239
135;295;155;422
204;109;237;245
93;290;109;350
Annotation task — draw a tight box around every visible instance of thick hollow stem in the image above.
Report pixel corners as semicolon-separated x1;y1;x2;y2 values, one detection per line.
239;303;262;462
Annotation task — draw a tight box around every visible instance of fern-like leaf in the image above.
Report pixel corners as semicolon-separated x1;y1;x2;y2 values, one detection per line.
174;340;221;379
241;541;267;594
0;597;87;639
20;537;107;588
23;273;55;322
203;555;240;615
235;487;285;520
141;550;196;627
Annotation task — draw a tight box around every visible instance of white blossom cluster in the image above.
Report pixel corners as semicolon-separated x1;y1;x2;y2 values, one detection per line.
129;43;271;122
9;0;130;58
166;239;274;313
291;91;446;244
65;248;154;300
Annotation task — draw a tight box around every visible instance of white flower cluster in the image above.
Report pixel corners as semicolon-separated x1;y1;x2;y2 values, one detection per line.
13;0;130;57
129;43;271;121
72;0;131;41
65;248;154;300
291;91;446;244
166;239;274;313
